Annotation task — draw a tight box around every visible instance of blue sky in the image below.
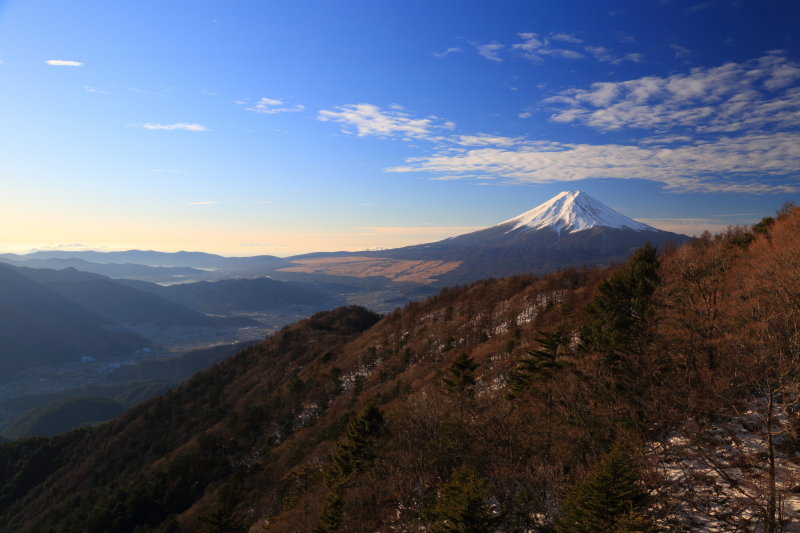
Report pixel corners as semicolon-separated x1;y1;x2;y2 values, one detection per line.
1;0;798;256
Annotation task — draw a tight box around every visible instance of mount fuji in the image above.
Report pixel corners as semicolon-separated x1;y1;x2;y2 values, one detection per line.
361;191;691;283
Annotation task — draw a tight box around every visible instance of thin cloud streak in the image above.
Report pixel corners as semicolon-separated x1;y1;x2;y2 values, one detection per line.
434;47;462;58
139;123;209;131
318;103;455;139
45;60;82;66
385;133;800;193
246;97;305;114
359;226;487;235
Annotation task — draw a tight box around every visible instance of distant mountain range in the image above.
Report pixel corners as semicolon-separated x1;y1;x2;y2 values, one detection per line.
0;256;211;283
1;192;691;286
0;250;284;268
0;263;331;377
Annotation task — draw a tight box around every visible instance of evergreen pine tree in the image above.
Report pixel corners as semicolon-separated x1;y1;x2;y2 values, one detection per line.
509;306;572;397
612;510;659;533
556;445;654;533
312;492;344;533
314;400;384;533
425;466;498;533
443;353;479;394
580;243;660;356
197;484;245;533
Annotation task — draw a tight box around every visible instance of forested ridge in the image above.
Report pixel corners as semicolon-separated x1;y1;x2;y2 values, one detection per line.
2;206;800;532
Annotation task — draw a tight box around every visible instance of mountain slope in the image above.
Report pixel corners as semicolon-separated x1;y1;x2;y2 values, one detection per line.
0;396;129;439
8;264;256;327
0;264;150;376
40;279;256;327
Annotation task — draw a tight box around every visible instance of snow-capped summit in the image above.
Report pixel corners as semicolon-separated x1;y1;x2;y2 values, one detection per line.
501;191;656;235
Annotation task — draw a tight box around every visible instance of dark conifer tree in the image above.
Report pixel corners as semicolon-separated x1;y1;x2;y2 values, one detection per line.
314;400;384;533
509;304;572;397
424;466;498;533
556;445;654;533
580;243;660;356
443;353;479;394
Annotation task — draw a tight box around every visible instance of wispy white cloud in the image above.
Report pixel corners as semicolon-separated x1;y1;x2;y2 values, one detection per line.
499;32;642;65
46;60;82;66
385;132;800;193
36;243;98;250
614;32;636;44
137;123;209;131
688;2;714;12
511;33;585;62
476;43;504;62
545;52;800;132
433;47;462;58
245;97;304;114
671;44;692;58
201;89;217;96
318;103;456;139
360;226;486;235
584;46;643;64
551;33;583;44
454;134;526;147
85;86;108;94
235;98;249;104
469;32;645;65
189;201;218;205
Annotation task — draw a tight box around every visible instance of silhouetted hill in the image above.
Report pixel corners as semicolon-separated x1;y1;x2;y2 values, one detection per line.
0;396;128;439
9;264;257;326
115;277;329;313
104;340;258;383
0;264;149;376
40;279;256;327
11;265;106;283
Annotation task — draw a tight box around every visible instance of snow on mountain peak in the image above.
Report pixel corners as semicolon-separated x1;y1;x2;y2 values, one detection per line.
501;191;657;235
